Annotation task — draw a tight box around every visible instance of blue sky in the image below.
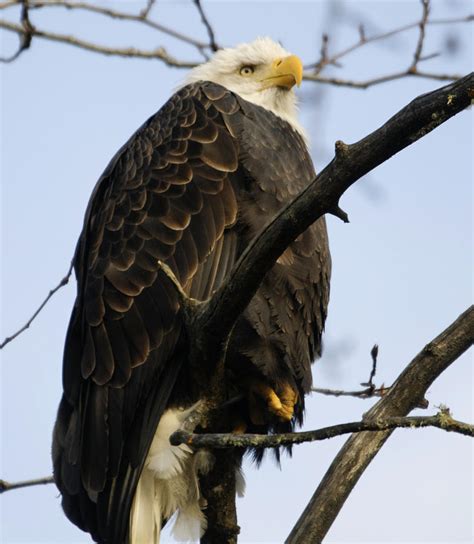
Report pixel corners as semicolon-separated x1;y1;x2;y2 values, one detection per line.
1;1;472;542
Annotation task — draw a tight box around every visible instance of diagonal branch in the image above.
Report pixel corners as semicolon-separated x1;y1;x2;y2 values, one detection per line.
0;18;200;66
305;13;473;73
27;0;209;51
186;76;472;541
286;305;474;543
193;0;219;52
0;475;54;494
194;73;474;364
0;260;73;350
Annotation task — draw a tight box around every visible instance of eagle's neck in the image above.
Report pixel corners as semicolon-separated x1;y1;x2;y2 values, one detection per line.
236;86;308;143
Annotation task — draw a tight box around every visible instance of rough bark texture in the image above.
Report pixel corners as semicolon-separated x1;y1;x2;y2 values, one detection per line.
171;411;474;449
196;73;474;361
286;306;474;543
200;449;241;544
188;75;473;544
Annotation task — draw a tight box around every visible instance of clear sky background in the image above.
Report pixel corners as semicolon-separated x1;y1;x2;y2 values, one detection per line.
1;1;472;543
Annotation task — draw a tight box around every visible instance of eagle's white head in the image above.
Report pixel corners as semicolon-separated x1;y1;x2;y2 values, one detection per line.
184;37;306;139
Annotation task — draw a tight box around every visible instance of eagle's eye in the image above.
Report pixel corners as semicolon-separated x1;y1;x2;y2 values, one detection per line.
239;65;255;76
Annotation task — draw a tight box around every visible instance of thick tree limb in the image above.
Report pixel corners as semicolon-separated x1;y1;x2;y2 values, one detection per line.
171;412;474;449
195;73;474;362
187;77;472;539
286;305;474;543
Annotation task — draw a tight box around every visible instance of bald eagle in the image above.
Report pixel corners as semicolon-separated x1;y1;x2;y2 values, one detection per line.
53;37;331;543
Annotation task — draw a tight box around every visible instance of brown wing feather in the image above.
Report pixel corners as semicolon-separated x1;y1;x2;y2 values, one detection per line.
53;80;331;543
53;83;242;543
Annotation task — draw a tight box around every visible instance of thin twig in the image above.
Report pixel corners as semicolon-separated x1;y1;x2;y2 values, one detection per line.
0;475;54;494
312;385;387;399
311;385;429;408
305;12;472;72
26;0;210;51
361;344;378;388
410;0;431;72
193;0;218;52
311;33;330;73
0;18;199;66
303;69;462;88
0;261;73;350
0;0;33;62
139;0;155;19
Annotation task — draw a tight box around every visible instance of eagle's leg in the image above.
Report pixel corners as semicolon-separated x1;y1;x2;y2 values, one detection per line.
250;382;298;422
231;418;248;434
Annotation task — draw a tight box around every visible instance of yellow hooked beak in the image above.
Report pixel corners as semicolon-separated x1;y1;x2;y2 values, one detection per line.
261;55;303;90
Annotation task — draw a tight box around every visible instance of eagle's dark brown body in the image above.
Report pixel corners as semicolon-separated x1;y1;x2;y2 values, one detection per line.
53;82;330;543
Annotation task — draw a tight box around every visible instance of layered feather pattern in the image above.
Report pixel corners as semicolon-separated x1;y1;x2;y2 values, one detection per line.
52;81;330;543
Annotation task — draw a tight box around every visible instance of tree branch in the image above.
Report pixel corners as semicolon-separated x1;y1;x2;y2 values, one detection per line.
1;0;470;84
286;305;474;543
305;13;473;73
193;0;219;52
28;0;210;52
0;0;33;62
0;261;74;350
171;411;473;449
410;0;431;72
303;69;463;88
0;18;200;66
0;475;54;494
195;74;474;364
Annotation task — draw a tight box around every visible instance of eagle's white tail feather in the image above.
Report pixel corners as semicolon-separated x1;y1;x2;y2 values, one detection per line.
130;406;212;543
235;465;246;498
172;504;207;542
130;468;160;544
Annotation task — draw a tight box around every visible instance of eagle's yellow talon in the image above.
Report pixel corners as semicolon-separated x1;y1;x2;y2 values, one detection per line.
251;381;298;422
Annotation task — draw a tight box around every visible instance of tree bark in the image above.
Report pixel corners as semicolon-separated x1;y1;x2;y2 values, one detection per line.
286;306;474;543
200;449;241;544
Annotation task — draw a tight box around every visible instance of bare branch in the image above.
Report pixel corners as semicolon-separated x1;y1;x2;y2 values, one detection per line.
139;0;155;19
0;261;73;350
286;305;474;543
1;1;469;84
193;0;219;52
410;0;431;72
303;69;463;88
0;18;199;66
27;0;210;52
311;33;330;74
303;8;472;87
171;412;474;449
0;475;54;494
194;74;474;366
305;12;472;72
0;0;33;63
